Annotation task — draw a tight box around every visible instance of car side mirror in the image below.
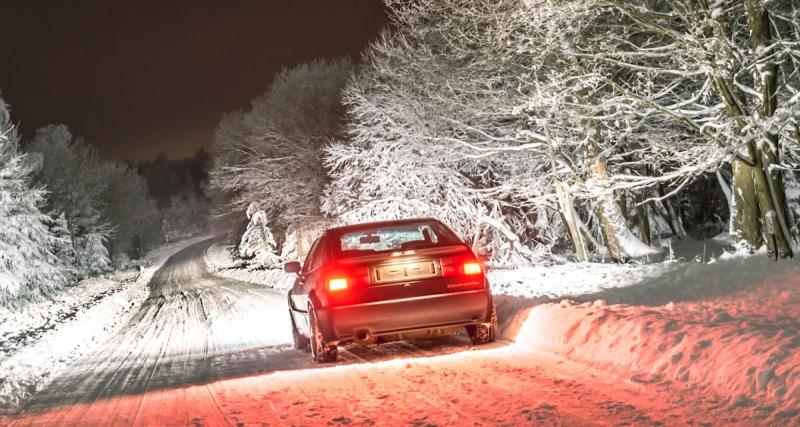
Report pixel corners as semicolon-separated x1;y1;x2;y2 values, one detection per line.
284;261;302;274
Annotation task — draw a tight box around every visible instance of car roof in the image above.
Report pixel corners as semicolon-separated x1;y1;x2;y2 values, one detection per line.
325;218;444;235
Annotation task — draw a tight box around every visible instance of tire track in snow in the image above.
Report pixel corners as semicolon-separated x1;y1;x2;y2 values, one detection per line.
17;239;297;423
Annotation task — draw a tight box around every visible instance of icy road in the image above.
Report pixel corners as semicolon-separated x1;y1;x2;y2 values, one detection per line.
11;240;762;426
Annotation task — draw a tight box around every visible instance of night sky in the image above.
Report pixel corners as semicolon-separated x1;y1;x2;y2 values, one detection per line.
0;0;388;161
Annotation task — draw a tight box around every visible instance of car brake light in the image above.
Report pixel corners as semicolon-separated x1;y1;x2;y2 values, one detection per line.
463;262;482;275
328;278;348;291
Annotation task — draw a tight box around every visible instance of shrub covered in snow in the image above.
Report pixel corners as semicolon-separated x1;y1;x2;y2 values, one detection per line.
239;202;281;267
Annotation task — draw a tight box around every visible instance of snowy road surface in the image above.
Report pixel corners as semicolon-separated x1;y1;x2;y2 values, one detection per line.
10;239;765;426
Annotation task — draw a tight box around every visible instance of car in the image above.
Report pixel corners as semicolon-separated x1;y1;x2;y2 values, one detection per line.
285;218;497;362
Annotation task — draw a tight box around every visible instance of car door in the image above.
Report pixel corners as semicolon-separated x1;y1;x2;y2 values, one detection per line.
290;237;324;334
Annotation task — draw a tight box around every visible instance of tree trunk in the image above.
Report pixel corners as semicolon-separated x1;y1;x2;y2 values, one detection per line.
584;124;653;262
716;168;734;226
554;181;588;261
656;183;686;239
634;192;651;246
731;142;794;257
731;152;763;250
729;0;796;257
618;190;628;222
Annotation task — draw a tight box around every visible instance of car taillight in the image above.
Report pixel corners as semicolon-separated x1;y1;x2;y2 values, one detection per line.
441;249;484;277
328;278;348;291
463;262;482;275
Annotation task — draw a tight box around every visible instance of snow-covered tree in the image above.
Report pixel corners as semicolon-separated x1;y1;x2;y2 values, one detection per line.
97;162;162;261
0;97;66;304
239;202;281;267
26;125;112;277
209;58;352;235
324;0;663;262
74;233;110;274
48;213;76;270
160;192;208;242
583;0;800;256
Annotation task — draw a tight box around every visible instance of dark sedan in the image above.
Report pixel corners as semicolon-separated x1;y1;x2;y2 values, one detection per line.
285;218;497;362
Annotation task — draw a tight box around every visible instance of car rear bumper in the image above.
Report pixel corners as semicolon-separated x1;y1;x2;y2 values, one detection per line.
316;289;492;343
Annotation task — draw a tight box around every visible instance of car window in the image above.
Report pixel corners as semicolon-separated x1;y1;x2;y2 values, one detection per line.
337;222;459;257
303;239;321;273
309;237;326;271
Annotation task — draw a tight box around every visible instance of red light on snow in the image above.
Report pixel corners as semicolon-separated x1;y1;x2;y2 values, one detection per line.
328;278;348;291
463;262;482;275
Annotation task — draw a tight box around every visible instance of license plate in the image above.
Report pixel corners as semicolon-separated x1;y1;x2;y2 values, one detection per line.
373;260;438;284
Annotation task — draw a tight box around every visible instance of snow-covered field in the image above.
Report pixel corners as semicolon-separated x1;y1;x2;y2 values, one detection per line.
0;236;210;413
203;242;294;290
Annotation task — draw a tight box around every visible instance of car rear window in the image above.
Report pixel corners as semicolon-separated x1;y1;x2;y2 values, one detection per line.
337;222;460;257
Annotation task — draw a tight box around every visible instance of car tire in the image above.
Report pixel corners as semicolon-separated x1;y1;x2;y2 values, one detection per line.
309;306;338;363
289;310;310;351
467;302;497;345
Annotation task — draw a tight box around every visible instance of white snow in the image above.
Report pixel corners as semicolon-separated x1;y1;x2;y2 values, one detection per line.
0;236;210;413
490;262;667;300
204;241;294;290
506;251;800;421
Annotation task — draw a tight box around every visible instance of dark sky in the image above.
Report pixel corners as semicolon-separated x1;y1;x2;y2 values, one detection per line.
0;0;388;161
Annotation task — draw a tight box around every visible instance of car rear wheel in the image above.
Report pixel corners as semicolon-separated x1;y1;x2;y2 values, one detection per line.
467;302;497;345
310;306;338;363
289;310;310;351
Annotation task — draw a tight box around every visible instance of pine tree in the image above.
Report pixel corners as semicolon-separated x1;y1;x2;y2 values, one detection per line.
48;213;77;280
74;233;111;274
26;125;112;277
0;97;67;305
239;202;281;267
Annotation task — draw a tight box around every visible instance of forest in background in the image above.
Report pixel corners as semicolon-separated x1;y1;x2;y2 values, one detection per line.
0;100;209;305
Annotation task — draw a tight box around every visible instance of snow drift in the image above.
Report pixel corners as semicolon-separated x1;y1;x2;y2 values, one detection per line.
514;256;800;421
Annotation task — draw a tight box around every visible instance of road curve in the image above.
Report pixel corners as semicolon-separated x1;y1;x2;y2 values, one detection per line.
19;239;297;414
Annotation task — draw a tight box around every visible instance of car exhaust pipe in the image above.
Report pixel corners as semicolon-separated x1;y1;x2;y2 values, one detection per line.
354;330;375;345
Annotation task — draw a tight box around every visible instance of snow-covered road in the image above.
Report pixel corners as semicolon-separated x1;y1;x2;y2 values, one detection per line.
17;239;297;414
9;239;767;426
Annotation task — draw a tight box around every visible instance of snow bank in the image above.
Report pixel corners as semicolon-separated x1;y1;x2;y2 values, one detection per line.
204;242;294;290
0;236;209;414
489;262;670;301
513;256;800;422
